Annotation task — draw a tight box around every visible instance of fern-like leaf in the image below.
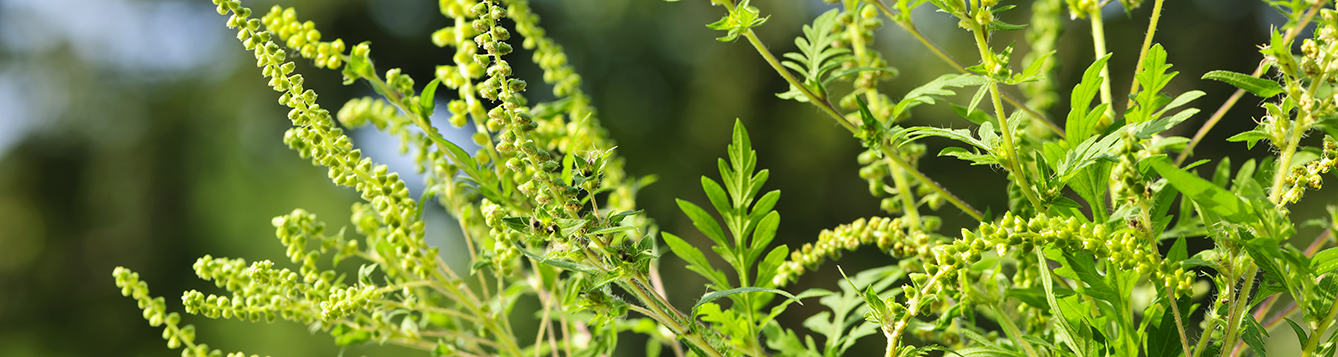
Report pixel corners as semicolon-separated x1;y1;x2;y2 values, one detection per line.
777;9;851;102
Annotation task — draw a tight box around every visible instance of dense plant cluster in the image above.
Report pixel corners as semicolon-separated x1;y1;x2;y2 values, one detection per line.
112;0;1338;356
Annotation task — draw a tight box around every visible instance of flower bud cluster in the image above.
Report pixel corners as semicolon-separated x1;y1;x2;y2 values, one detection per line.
1109;132;1151;207
337;97;440;175
272;209;358;280
856;146;941;213
260;7;345;70
505;0;638;211
482;199;522;275
319;284;382;321
832;5;893;116
1279;136;1338;205
1300;12;1338;84
429;1;646;254
429;0;657;279
1063;0;1100;19
469;0;588;218
1021;0;1063;125
114;267;229;357
974;212;1193;294
882;210;1194;350
508;1;583;99
184;256;296;324
234;4;441;280
773;216;927;286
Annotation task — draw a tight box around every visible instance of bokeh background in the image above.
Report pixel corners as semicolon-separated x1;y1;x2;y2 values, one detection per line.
0;0;1319;356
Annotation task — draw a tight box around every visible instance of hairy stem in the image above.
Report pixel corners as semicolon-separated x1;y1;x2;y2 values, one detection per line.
969;20;1043;209
1219;266;1259;357
1166;284;1193;357
884;149;985;220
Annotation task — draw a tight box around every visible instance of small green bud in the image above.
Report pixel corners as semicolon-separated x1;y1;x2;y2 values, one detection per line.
495;42;513;55
508;78;526;92
470;2;488;17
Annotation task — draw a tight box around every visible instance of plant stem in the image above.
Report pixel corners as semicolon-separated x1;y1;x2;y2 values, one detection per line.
625;279;727;357
1165;284;1193;357
1219;266;1259;357
1269;68;1327;204
1231;229;1334;356
1272;117;1313;204
883;148;985;220
991;304;1041;357
888;158;922;229
1177;2;1326;165
1126;0;1166;109
1090;8;1115;112
1301;295;1338;356
728;19;984;220
739;32;854;132
967;19;1043;209
992;82;1044;209
868;0;1066;138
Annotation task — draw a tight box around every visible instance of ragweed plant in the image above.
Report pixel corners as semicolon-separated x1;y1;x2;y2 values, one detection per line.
111;0;1338;356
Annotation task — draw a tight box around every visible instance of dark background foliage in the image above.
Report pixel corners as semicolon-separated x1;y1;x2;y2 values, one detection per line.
0;0;1312;355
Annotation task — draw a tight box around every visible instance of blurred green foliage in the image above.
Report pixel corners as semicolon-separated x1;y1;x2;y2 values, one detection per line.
0;0;1313;355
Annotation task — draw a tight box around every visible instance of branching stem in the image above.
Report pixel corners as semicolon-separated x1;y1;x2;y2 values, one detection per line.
867;0;1066;137
721;5;984;220
1177;2;1326;165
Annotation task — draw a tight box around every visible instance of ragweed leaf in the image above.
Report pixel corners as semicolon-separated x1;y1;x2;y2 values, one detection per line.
1146;156;1258;224
663;232;730;289
1312;247;1338;275
892;73;988;120
1067;54;1112;144
693;287;801;311
777;9;851;102
1126;44;1199;124
1228;126;1272;150
706;0;768;42
1203;70;1284;98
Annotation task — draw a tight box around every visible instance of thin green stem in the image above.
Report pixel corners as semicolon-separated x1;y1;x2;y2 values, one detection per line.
868;0;1066;137
1191;316;1218;357
626;280;727;357
728;20;983;220
1219;266;1259;357
968;20;1043;209
1301;296;1338;356
1166;285;1193;357
1234;230;1335;356
1090;9;1114;112
883;149;985;220
1270;71;1327;204
740;32;855;132
1272;125;1311;205
1177;2;1325;165
991;82;1043;208
991;304;1041;357
887;158;922;229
